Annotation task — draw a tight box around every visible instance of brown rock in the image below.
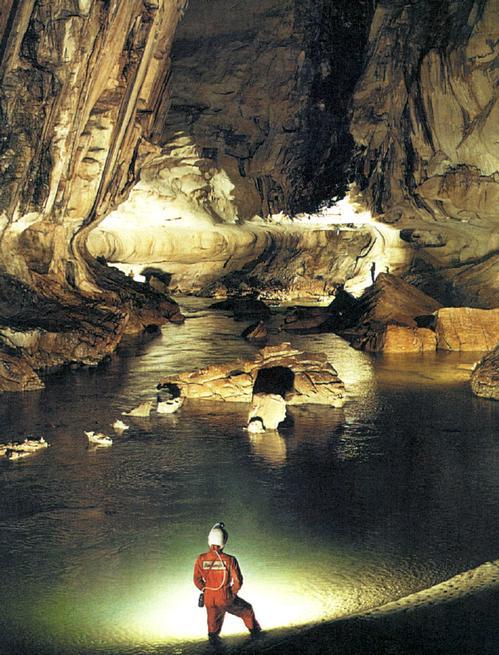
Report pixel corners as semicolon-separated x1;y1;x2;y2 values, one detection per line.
342;273;441;352
382;326;437;353
471;345;499;401
0;350;43;392
159;342;345;407
435;308;499;352
242;321;268;342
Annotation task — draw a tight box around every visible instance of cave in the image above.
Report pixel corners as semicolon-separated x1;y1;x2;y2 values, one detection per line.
253;366;295;397
0;1;497;654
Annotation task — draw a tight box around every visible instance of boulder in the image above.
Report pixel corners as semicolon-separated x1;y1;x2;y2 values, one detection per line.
339;273;442;352
248;393;287;430
241;321;268;342
471;345;499;401
283;308;329;333
435;308;499;352
159;343;345;407
360;325;437;353
209;298;271;321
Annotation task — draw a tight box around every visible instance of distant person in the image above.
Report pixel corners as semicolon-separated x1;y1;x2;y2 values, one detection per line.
370;261;376;283
193;522;261;643
385;265;390;273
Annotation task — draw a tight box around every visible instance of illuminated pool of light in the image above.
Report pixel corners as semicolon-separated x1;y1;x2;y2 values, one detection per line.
0;299;497;654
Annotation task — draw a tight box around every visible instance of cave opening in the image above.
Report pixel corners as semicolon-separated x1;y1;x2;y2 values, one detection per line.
253;366;295;398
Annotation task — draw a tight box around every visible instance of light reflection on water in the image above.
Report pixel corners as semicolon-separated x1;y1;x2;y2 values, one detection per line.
0;298;497;654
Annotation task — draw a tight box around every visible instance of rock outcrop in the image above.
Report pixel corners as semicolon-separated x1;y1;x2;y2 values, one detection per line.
471;345;499;400
435;308;499;352
350;0;499;307
334;273;442;352
158;343;345;407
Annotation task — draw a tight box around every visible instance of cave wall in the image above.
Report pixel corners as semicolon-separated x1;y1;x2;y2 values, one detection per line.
0;0;187;391
350;0;499;307
141;0;374;222
0;0;187;285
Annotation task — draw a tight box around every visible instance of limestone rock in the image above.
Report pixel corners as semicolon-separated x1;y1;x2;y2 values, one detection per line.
377;326;436;354
159;343;345;407
471;345;499;401
241;321;268;342
248;393;287;431
210;298;270;321
435;308;499;352
339;274;442;352
283;308;329;333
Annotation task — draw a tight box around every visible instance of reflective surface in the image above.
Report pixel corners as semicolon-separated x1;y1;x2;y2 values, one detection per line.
0;299;497;654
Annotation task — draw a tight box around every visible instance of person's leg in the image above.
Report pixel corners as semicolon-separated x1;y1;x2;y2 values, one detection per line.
206;605;226;636
226;596;260;632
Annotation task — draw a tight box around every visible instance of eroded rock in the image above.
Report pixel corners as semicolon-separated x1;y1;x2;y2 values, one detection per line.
158;343;345;407
350;0;499;306
0;349;44;393
248;393;287;431
241;321;268;342
471;345;499;401
338;274;442;352
435;308;499;352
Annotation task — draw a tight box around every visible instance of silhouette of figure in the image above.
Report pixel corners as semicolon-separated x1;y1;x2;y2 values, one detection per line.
370;262;376;283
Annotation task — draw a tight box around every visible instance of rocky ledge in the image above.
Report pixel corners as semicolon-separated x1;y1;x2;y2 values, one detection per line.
471;346;499;401
0;269;183;393
158;343;345;407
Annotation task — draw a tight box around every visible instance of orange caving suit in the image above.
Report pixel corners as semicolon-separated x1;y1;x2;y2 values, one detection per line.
193;545;260;635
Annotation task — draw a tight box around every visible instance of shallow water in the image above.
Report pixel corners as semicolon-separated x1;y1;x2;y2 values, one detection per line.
0;298;497;654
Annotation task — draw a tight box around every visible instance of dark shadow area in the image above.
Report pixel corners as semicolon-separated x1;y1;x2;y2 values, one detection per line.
253;367;294;397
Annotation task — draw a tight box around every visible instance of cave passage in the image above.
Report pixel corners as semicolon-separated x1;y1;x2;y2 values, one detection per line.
253;366;295;397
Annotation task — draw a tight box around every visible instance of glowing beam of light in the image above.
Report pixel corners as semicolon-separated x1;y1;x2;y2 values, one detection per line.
127;579;341;642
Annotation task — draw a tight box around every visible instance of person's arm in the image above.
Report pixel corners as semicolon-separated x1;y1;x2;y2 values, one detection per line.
193;556;205;590
230;557;243;595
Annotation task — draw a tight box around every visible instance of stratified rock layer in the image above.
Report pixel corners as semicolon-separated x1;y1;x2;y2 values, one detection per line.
435;308;499;352
471;345;499;400
159;343;345;407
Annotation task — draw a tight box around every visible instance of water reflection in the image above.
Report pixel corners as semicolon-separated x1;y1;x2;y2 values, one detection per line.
0;298;497;654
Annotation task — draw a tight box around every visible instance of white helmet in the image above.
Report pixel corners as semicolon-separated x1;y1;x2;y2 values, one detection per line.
208;522;228;547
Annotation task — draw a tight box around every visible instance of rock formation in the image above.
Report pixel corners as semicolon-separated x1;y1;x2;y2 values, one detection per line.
332;273;442;352
0;0;497;392
158;343;345;407
0;0;187;391
350;0;499;307
435;308;499;352
471;345;499;400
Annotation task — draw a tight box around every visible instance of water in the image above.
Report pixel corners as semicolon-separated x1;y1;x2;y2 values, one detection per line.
0;299;497;654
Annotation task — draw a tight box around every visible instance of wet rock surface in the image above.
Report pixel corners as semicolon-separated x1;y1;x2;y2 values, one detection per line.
159;343;345;407
241;321;268;343
334;274;442;352
435;308;499;352
471;345;499;401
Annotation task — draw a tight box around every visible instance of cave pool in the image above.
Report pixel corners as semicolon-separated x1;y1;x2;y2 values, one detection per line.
0;298;497;654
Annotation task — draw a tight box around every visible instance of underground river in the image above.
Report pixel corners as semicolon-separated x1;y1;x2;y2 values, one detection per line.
0;299;497;654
